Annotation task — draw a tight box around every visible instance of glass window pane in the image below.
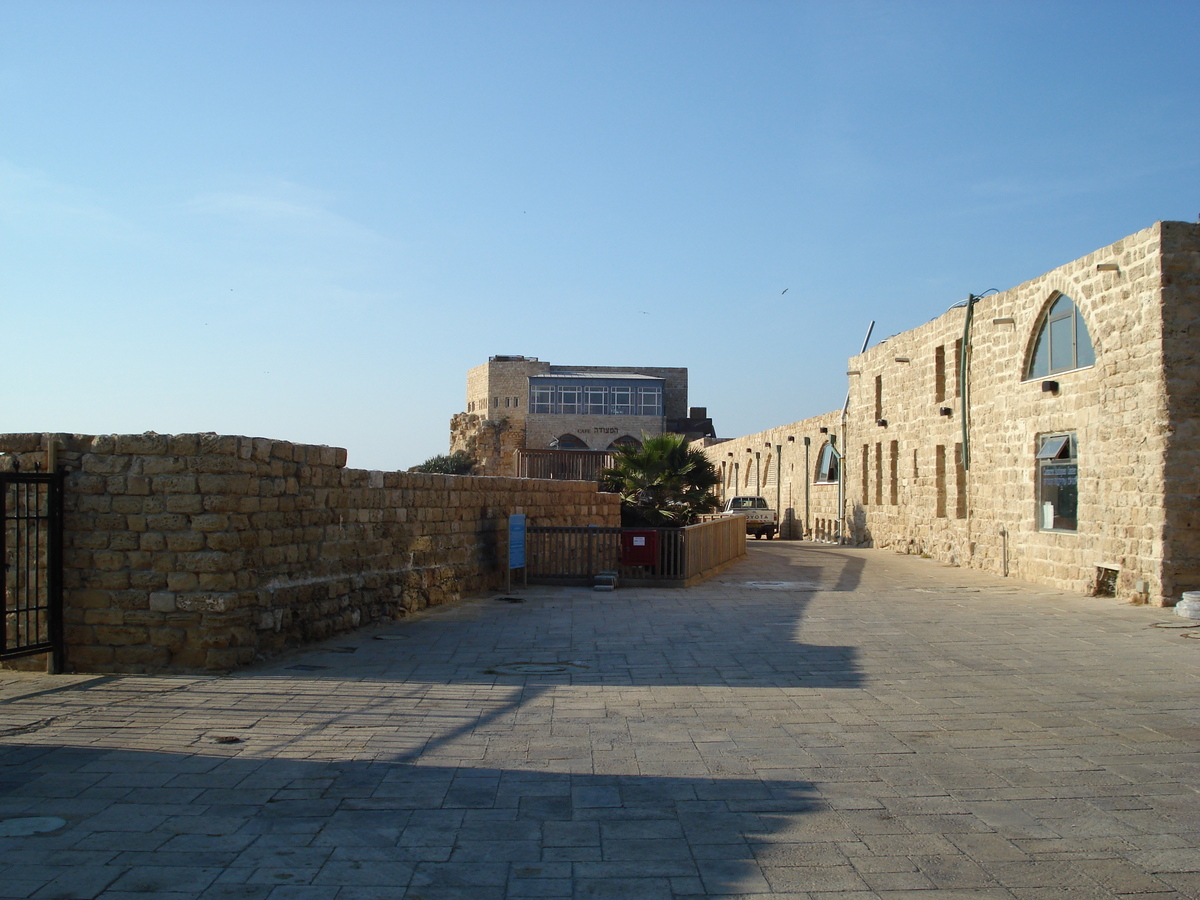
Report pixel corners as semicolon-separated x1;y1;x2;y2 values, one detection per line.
1028;329;1050;378
1036;436;1069;459
1075;310;1095;368
1048;315;1073;372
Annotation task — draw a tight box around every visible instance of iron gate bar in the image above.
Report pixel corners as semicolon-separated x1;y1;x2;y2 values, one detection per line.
0;471;64;672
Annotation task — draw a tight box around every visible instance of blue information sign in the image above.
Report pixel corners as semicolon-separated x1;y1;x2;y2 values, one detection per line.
508;514;526;570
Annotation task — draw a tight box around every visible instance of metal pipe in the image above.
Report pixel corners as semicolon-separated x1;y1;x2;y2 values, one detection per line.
803;437;811;540
840;321;875;543
775;444;782;537
959;296;976;470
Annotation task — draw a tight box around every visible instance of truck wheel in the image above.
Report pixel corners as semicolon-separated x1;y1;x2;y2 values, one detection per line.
766;528;776;540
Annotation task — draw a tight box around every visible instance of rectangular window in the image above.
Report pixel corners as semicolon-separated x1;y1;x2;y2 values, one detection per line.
874;375;883;422
638;387;662;416
584;386;607;415
861;444;869;503
513;397;519;409
935;445;947;518
874;442;883;506
953;339;963;397
954;442;967;519
505;397;511;408
531;386;554;414
1037;433;1078;532
889;441;898;506
559;385;582;415
610;387;633;415
934;345;946;403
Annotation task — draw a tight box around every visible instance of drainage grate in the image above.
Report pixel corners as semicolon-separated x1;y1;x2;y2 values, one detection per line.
484;662;589;676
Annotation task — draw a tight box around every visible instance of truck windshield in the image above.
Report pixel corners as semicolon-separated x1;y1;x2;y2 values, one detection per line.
730;498;767;509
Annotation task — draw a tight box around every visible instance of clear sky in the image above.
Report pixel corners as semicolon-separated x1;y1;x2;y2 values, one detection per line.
3;1;1197;470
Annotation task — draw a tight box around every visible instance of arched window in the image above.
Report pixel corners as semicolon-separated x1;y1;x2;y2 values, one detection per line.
1026;294;1095;379
814;442;839;484
607;435;641;450
552;434;589;450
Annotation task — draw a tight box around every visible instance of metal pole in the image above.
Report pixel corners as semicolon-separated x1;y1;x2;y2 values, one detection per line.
755;452;761;496
803;437;811;540
774;444;782;537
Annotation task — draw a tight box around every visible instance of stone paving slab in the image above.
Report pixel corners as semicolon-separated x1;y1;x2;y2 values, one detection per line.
2;543;1200;898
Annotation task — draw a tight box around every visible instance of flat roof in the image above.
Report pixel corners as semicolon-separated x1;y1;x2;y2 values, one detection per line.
530;372;665;382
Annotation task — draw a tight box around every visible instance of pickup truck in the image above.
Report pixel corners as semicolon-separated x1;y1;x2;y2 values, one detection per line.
720;496;778;539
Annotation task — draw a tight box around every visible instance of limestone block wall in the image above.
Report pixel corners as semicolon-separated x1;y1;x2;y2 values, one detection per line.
699;412;844;539
0;432;619;673
1160;223;1200;597
449;413;526;476
845;221;1190;604
524;414;664;452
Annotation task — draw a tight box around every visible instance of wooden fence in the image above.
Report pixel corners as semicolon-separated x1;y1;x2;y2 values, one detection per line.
526;514;746;587
516;449;613;481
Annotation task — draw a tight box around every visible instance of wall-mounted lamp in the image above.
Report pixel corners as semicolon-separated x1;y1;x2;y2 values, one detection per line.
894;357;910;363
727;452;734;457
746;447;752;453
846;370;861;376
819;427;828;434
992;317;1015;326
876;418;888;427
939;407;953;417
786;436;795;443
1097;263;1120;272
803;436;810;446
1041;381;1059;393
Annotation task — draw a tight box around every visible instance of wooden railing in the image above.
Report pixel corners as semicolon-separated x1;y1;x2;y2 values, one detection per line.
526;515;746;587
516;449;613;481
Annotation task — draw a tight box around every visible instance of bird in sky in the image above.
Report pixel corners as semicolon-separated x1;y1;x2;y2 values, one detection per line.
782;288;788;295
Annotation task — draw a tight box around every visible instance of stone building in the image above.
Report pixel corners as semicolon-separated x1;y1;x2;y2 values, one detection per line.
451;356;715;476
700;220;1200;606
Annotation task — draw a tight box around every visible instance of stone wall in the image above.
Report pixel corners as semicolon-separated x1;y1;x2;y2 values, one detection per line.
843;222;1183;603
699;411;844;540
523;414;663;453
1159;223;1200;597
701;221;1200;606
0;432;619;673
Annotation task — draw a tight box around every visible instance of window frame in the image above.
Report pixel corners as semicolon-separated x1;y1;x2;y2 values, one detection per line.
530;386;554;414
638;387;662;416
1036;431;1078;533
814;442;839;484
1025;294;1096;380
610;386;633;415
558;385;582;415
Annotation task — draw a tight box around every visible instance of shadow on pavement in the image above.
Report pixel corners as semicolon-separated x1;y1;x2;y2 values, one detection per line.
0;742;820;899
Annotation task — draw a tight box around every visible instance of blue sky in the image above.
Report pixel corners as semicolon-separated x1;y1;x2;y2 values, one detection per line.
3;1;1197;470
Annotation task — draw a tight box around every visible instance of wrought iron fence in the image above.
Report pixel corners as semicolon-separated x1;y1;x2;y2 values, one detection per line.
1;471;64;670
526;515;745;587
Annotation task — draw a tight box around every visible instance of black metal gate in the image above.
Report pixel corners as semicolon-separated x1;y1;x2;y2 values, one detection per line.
1;471;64;672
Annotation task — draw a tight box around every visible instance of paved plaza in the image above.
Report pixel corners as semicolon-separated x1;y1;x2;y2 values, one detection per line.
2;543;1200;899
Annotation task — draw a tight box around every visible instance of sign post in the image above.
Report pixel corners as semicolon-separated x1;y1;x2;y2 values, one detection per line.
507;513;526;593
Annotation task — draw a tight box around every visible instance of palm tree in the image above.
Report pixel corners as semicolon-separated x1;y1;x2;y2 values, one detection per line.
598;433;721;526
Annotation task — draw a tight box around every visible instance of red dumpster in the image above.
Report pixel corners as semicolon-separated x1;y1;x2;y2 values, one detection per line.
620;530;658;567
